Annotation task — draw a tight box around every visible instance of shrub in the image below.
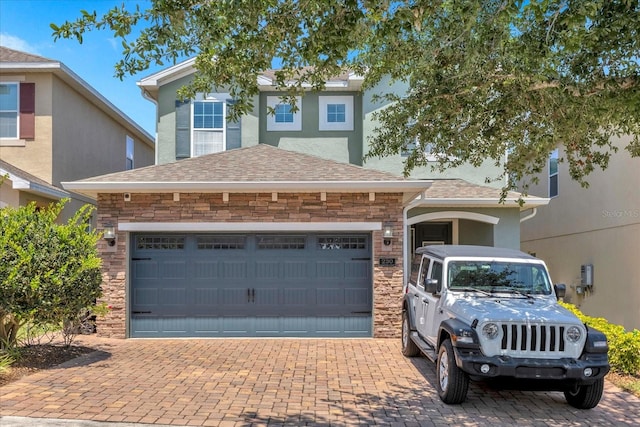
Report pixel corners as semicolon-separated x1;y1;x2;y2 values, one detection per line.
560;302;640;376
0;200;103;348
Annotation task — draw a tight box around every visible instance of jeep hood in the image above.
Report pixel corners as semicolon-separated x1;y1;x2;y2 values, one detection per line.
446;295;582;325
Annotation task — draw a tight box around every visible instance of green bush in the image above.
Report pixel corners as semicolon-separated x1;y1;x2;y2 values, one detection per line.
0;200;103;348
560;302;640;376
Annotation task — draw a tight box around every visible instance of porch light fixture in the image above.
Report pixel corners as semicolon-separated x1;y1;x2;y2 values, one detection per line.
103;224;116;247
382;223;394;246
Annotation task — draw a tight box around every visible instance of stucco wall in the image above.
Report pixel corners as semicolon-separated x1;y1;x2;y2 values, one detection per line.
96;192;405;339
259;91;364;165
51;75;154;185
521;135;640;330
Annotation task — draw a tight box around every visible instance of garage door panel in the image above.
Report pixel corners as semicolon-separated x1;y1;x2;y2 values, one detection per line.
222;261;247;278
345;288;371;305
194;287;219;305
193;317;221;334
283;261;308;278
193;261;218;278
256;261;280;278
159;288;186;305
345;261;370;279
131;233;372;337
282;288;308;306
132;261;158;279
317;288;344;305
160;261;187;278
133;288;158;309
316;261;344;278
221;288;249;305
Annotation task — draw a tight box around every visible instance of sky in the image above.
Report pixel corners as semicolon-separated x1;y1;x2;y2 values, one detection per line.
0;0;165;137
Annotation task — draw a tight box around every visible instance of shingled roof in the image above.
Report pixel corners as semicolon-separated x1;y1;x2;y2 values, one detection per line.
417;179;549;209
62;144;431;200
0;46;55;63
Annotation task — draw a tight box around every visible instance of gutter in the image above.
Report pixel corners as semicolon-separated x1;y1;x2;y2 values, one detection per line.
520;208;538;223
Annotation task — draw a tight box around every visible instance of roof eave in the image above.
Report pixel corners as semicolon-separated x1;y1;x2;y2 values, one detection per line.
61;180;432;199
408;197;551;211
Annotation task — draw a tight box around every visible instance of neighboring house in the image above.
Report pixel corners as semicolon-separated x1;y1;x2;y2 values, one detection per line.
521;135;640;331
0;46;154;221
62;58;548;339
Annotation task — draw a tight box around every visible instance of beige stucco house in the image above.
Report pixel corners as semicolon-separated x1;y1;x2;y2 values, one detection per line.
0;46;154;220
520;135;640;331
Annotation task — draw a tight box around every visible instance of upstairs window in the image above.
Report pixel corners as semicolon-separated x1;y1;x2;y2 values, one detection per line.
126;135;134;170
549;149;559;198
318;95;353;131
267;96;302;131
274;104;294;123
0;82;35;140
0;83;18;138
192;98;225;156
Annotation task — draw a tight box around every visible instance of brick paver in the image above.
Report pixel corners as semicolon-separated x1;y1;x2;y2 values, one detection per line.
1;336;639;426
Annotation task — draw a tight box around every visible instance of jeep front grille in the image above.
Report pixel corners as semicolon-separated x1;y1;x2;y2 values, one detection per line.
501;323;565;354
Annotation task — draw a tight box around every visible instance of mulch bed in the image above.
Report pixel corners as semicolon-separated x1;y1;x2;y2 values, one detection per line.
0;344;95;387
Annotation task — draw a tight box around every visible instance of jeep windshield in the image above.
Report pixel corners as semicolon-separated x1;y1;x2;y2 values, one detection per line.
447;261;552;295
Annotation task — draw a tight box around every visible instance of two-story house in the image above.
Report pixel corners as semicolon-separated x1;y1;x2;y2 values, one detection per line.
0;46;154;221
63;57;547;339
521;135;640;331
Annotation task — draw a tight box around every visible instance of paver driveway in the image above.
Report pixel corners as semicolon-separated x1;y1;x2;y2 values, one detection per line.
1;336;639;426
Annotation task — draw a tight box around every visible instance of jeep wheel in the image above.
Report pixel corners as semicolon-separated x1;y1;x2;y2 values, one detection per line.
401;311;420;357
436;338;469;404
564;378;604;409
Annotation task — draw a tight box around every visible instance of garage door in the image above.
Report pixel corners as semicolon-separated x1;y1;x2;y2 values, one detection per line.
130;233;372;337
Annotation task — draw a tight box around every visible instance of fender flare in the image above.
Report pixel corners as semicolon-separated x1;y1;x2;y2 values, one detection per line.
402;294;417;331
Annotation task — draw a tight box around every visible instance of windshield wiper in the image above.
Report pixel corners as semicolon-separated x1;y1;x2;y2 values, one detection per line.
451;287;493;297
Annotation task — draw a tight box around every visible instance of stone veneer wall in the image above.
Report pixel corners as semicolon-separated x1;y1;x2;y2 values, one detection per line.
96;192;405;339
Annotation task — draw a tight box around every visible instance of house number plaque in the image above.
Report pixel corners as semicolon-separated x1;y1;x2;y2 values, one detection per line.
379;258;396;267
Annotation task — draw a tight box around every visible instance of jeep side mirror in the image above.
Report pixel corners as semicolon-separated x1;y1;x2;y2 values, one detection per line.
554;283;566;299
425;278;439;294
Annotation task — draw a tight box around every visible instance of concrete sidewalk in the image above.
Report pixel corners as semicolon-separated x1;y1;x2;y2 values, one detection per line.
1;336;639;426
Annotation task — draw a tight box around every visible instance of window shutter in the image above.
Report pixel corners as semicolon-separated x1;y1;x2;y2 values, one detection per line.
19;82;35;139
175;99;191;159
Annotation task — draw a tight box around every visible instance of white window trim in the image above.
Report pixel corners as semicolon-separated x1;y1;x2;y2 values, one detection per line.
0;81;19;140
318;95;353;131
267;96;302;131
190;93;229;156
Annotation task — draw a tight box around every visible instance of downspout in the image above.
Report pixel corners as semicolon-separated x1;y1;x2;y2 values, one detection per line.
403;192;428;285
520;208;538;223
140;88;159;165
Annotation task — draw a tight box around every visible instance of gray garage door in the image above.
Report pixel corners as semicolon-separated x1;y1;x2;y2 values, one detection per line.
130;233;372;337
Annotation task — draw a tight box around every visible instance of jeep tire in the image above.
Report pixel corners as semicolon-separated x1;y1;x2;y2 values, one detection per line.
564;378;605;409
401;310;420;357
437;338;469;404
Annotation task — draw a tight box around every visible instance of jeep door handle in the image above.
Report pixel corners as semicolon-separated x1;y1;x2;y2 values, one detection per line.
422;298;429;303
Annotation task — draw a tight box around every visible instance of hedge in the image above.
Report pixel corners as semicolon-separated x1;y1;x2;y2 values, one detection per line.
560;302;640;376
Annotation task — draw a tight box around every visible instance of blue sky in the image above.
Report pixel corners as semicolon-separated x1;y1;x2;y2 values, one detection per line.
0;0;164;136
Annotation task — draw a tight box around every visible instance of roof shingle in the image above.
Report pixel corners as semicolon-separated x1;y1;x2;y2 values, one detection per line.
0;46;55;63
75;144;408;183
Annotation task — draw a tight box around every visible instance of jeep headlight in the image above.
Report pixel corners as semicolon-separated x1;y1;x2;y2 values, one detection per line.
482;323;500;340
566;326;582;343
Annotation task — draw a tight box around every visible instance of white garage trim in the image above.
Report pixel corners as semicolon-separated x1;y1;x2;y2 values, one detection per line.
118;222;383;232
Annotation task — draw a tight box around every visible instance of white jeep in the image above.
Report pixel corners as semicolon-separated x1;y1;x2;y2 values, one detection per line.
402;245;610;409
